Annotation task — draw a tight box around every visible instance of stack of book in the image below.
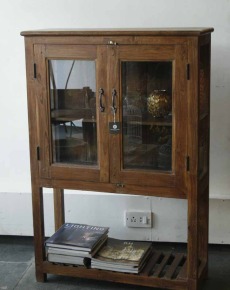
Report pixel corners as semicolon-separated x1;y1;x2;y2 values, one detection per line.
45;223;109;267
91;238;152;273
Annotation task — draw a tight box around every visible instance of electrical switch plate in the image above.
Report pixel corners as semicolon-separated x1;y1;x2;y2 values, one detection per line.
125;211;153;228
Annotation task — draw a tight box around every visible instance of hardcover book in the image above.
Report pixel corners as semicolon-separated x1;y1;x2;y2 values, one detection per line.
45;223;109;251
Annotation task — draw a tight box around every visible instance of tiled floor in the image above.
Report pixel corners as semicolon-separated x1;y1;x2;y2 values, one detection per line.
0;236;230;290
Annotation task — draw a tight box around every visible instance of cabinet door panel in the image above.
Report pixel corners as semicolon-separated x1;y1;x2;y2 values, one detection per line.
109;45;187;190
34;45;109;182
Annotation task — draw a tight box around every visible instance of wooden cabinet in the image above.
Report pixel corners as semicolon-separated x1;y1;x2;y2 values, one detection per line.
21;28;213;290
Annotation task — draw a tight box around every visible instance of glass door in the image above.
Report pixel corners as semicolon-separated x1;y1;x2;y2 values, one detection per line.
34;45;109;182
122;61;173;171
109;45;188;189
49;59;97;166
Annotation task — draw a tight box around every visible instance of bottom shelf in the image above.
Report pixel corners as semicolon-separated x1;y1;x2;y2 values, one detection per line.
141;250;187;280
41;249;193;289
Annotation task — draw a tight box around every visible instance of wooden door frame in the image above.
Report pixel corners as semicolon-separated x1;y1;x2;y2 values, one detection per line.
108;44;188;191
34;44;109;183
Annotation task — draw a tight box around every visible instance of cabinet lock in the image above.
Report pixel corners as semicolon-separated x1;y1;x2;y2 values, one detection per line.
108;40;118;46
116;183;125;188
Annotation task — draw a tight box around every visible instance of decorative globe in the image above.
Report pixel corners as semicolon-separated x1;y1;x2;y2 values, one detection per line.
147;90;171;118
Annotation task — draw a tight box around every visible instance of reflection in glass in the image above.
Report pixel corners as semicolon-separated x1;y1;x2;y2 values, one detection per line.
49;60;97;165
122;62;173;171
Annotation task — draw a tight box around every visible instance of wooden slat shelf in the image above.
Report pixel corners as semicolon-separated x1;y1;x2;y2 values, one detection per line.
43;250;189;289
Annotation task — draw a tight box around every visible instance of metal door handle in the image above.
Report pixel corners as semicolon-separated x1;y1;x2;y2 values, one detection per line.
99;88;105;112
111;88;117;113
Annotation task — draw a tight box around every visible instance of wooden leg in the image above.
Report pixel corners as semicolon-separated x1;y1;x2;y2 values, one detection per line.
187;183;209;290
187;176;199;290
198;185;209;279
187;279;198;290
31;184;47;282
53;188;65;231
35;269;47;283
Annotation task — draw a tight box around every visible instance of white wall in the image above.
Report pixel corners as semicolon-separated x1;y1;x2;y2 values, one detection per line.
0;0;229;243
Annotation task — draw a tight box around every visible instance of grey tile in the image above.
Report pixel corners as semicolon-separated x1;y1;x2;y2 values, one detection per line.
0;236;34;263
16;254;230;290
1;237;230;290
8;258;230;290
202;250;230;290
203;279;230;290
0;261;31;290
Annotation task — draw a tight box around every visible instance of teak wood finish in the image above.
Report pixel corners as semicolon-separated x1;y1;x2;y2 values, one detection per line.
21;28;214;290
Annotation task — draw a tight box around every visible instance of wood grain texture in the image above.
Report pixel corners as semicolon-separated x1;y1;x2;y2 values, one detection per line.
53;188;65;231
186;36;200;286
24;38;47;282
21;27;214;37
22;29;213;290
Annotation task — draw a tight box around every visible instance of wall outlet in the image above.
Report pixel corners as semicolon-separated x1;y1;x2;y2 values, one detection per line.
125;211;153;228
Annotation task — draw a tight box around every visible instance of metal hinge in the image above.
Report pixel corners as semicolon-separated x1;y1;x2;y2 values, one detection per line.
186;64;190;80
33;63;37;79
186;156;190;171
36;146;40;160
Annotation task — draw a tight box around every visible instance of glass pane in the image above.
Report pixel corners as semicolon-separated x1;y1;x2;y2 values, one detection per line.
49;60;97;165
122;61;172;171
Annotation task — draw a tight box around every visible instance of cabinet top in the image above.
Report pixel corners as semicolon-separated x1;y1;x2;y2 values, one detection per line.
21;27;214;37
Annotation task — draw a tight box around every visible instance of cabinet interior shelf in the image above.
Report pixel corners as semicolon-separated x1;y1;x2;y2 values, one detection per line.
51;110;172;126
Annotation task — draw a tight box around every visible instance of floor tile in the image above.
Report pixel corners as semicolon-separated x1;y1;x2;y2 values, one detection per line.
0;261;31;290
0;236;34;262
1;237;230;290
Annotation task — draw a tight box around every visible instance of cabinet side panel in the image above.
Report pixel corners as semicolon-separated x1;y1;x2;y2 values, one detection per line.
197;35;211;278
24;38;40;185
187;34;211;284
34;44;51;178
24;37;46;282
187;37;199;281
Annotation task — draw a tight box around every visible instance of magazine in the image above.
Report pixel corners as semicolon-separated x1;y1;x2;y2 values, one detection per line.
46;235;107;257
47;253;91;267
91;238;152;273
45;223;109;251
